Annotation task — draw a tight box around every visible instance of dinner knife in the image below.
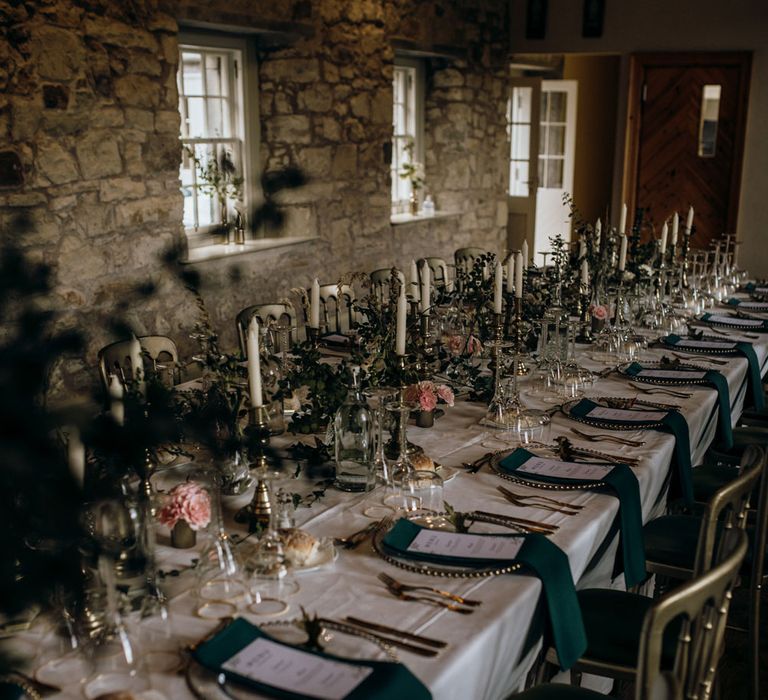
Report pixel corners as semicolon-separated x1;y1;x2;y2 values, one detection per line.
344;616;447;649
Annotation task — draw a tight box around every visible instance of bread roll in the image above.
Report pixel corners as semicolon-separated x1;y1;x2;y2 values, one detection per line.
279;528;319;566
410;452;436;472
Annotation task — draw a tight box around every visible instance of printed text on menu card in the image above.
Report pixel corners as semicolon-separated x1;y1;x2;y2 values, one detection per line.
518;455;615;481
587;406;667;422
222;638;373;700
408;529;524;560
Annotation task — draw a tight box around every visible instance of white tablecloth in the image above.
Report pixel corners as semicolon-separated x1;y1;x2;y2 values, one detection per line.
10;315;768;700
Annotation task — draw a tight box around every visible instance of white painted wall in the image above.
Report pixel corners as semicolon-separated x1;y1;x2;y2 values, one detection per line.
510;0;768;275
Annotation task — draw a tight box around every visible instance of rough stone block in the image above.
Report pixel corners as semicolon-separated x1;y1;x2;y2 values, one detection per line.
83;17;157;52
298;146;332;177
115;74;161;108
125;108;154;131
76;132;122;179
349;93;370;119
332;144;357;178
260;58;319;83
266;115;311;144
154;110;180;134
433;68;464;88
99;177;146;202
31;26;84;81
299;84;333;112
37;139;79;185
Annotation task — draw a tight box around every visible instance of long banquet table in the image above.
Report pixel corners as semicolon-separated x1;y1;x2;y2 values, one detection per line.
13;315;768;700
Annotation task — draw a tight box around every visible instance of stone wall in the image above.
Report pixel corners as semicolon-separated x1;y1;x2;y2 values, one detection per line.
0;0;511;398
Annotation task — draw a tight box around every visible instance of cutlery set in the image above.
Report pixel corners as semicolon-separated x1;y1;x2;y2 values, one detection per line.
378;572;479;613
568;427;645;446
627;381;693;398
496;485;580;515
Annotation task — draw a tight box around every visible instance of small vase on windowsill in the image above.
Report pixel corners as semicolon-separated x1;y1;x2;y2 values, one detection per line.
409;191;419;216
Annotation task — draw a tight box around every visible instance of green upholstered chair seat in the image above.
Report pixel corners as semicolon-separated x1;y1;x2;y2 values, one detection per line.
515;683;608;700
642;515;701;571
577;589;678;669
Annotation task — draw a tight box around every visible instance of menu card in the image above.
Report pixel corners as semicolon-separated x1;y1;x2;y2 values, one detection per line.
587;406;667;422
222;638;373;700
517;455;615;480
672;339;737;350
407;529;524;560
636;369;707;380
706;315;764;327
738;301;768;310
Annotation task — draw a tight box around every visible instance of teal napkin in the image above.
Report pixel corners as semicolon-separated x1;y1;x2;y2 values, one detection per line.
701;311;768;332
665;334;764;411
194;617;432;700
383;518;587;670
569;398;693;505
498;448;646;588
624;362;733;450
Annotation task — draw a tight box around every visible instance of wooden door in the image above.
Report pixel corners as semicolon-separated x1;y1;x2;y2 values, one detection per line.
623;53;751;249
507;78;541;254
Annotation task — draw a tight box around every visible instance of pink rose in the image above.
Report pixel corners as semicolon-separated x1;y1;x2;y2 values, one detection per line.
446;334;465;355
158;481;212;531
591;304;608;320
467;335;483;355
419;391;438;412
436;384;454;407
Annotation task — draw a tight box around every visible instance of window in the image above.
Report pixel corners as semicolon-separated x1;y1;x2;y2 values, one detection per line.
507;86;533;196
698;84;722;158
178;32;256;242
538;90;567;189
391;58;424;214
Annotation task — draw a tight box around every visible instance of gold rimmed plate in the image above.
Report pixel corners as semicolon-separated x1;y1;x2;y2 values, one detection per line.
371;514;525;579
616;360;713;386
658;336;741;356
488;448;611;491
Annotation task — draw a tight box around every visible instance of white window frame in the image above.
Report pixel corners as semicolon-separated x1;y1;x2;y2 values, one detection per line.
391;57;425;215
178;31;260;247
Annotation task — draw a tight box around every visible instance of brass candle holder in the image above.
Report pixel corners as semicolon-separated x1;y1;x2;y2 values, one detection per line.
576;287;593;343
235;405;273;529
306;326;320;349
384;353;422;460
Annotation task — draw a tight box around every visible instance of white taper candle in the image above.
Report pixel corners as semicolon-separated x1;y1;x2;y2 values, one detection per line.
671;212;679;247
310;278;320;330
409;260;420;302
660;222;668;255
618;235;627;272
619;203;627;236
420;261;431;315
493;261;503;315
506;253;514;293
514;252;523;298
247;318;263;407
396;282;407;356
109;374;124;426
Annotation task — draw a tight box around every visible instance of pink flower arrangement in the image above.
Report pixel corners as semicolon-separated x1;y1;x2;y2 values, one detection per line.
158;481;212;531
445;334;483;356
591;304;608;321
404;381;455;412
467;335;483;355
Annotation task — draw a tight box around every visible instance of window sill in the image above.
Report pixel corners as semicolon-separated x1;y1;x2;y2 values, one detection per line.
181;236;317;264
390;210;458;226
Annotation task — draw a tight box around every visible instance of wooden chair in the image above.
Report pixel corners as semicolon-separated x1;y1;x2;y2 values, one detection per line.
97;335;179;391
310;283;357;334
515;529;748;700
369;268;405;305
235;303;302;357
539;445;763;692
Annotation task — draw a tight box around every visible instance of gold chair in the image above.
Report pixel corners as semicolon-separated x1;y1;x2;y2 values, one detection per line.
369;268;405;305
517;528;748;700
235;303;302;357
539;445;763;692
310;283;356;334
97;335;179;391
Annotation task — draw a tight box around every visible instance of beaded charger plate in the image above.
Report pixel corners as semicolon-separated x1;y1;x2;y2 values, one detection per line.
698;314;767;331
489;447;610;491
616;360;713;386
371;513;526;578
560;398;668;431
658;336;741;356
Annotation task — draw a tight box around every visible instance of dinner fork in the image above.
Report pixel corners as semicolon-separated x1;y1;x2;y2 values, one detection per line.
496;485;583;510
496;487;578;515
383;587;475;613
378;572;482;606
692;324;759;340
569;427;645;447
628;381;692;398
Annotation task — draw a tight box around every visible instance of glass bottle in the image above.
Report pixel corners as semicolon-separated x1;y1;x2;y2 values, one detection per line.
333;367;374;492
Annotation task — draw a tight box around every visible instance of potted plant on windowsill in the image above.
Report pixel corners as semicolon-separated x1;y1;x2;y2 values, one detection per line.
185;146;244;244
399;139;425;215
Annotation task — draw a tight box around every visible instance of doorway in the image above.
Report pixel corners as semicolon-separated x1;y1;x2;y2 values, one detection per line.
623;52;752;248
507;79;578;262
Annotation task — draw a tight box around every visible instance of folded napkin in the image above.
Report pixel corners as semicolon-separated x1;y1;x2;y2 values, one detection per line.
383;518;587;670
700;312;768;332
623;362;733;450
664;334;764;411
568;398;693;505
499;448;646;588
194;617;432;700
742;283;768;294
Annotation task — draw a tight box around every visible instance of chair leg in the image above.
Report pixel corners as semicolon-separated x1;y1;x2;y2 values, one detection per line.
569;669;582;686
749;579;761;700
